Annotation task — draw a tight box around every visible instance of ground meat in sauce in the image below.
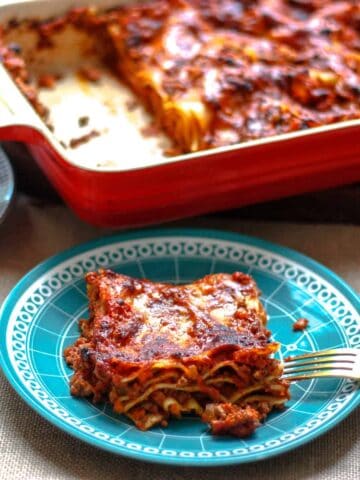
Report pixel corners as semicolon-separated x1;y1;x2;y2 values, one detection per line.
69;130;100;148
78;66;102;83
202;403;261;437
37;73;57;89
293;317;309;331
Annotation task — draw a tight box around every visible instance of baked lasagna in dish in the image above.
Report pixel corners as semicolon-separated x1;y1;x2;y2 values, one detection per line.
103;0;360;151
1;0;360;154
65;270;290;436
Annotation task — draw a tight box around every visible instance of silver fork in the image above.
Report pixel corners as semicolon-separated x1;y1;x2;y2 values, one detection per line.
282;348;360;381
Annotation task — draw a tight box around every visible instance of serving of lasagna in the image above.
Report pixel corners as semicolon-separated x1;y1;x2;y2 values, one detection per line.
65;269;289;437
1;0;360;155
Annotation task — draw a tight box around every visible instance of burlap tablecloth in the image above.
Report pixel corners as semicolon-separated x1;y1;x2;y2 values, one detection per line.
0;195;359;479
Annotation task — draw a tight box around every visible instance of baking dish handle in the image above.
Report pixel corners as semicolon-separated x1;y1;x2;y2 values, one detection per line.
0;65;46;142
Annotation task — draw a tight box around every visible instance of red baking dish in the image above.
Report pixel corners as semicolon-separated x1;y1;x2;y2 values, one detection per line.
1;0;360;228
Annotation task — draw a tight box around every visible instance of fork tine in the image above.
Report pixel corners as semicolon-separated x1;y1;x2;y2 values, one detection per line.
281;348;360;381
284;348;356;362
283;369;358;381
284;361;354;374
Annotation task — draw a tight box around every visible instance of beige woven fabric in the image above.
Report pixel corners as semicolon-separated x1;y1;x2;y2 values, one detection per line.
0;195;359;480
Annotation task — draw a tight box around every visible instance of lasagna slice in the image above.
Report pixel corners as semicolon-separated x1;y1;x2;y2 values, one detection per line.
65;269;289;437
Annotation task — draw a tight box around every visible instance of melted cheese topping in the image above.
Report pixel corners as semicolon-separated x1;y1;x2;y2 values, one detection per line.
85;269;271;364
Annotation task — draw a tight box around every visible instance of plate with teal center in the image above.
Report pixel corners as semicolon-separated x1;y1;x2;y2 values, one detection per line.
0;228;359;466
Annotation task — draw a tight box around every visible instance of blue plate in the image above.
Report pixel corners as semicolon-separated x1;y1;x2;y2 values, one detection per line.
0;229;359;466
